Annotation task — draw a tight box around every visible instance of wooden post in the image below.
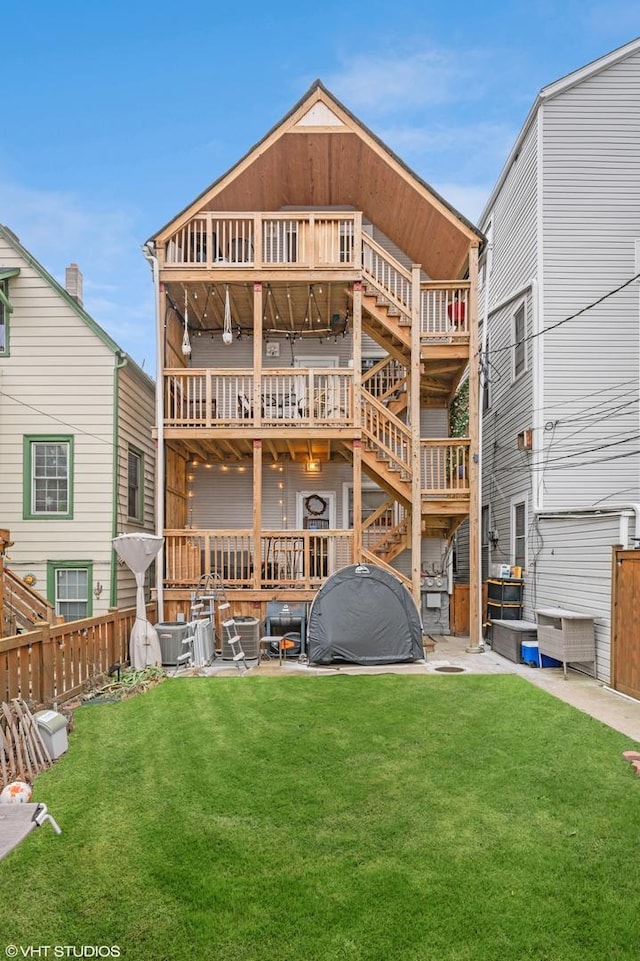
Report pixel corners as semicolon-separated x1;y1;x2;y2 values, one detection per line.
253;281;263;426
253;440;263;588
410;266;422;608
40;622;55;708
352;282;362;561
467;244;482;650
353;441;362;559
0;529;14;640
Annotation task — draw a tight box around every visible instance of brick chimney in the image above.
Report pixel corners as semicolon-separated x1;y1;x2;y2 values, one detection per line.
65;263;83;306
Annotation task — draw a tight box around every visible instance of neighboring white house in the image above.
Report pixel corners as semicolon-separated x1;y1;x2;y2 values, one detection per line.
476;37;640;685
0;224;156;625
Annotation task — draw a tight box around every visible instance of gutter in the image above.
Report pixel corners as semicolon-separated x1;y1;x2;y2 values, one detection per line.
142;242;165;620
110;350;129;608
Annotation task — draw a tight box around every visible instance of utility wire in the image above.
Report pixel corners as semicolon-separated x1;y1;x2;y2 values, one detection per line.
480;271;640;358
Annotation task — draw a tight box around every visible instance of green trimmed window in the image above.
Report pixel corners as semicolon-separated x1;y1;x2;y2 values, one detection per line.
127;446;144;523
24;436;74;519
47;561;92;621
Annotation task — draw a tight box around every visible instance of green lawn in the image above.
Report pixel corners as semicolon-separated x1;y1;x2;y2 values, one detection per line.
2;674;640;960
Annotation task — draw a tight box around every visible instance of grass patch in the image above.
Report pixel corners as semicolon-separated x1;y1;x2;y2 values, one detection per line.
2;674;639;960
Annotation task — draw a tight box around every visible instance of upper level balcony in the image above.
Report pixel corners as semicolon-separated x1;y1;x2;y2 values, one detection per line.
158;211;471;341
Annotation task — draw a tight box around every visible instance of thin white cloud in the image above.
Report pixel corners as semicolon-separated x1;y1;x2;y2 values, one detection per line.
0;176;154;367
432;182;493;225
326;47;485;114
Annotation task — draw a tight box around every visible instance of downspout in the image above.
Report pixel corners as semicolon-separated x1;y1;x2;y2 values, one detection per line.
477;238;493;642
142;241;165;621
110;350;129;608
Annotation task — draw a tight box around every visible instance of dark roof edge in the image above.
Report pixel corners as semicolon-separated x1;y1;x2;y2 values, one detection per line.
146;78;485;247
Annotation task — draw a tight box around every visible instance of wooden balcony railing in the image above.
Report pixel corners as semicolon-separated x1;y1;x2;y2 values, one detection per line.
361;233;413;318
163;530;354;589
164;369;353;428
163;212;362;270
420;439;470;496
420;282;471;339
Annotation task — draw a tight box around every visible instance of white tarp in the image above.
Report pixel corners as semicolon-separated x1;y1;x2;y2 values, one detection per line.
112;533;164;669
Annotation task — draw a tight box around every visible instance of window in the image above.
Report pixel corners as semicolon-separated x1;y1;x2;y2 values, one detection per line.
23;436;74;519
512;500;527;571
513;302;526;379
48;561;92;621
482;336;491;412
0;279;8;355
127;446;144;522
481;505;490;546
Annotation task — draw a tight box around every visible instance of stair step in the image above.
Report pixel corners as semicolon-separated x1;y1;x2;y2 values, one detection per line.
228;635;241;644
218;602;230;610
232;652;246;661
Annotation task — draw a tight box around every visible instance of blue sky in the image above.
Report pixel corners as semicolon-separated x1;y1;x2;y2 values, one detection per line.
2;1;639;371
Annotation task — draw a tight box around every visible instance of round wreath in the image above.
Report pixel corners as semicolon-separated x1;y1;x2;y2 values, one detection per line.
305;494;327;516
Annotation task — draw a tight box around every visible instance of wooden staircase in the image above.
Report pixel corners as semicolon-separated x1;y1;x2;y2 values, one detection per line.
2;568;55;637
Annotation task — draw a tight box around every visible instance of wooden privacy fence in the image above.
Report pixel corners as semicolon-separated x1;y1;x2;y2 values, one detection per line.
0;604;157;708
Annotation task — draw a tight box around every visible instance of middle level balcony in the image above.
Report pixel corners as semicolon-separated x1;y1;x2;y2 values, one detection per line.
164;368;354;432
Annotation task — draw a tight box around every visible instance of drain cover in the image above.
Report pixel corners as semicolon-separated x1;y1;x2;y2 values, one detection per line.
434;666;465;673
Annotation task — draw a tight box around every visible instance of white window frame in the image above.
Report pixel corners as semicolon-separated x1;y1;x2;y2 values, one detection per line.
512;300;527;381
127;446;144;523
511;497;528;572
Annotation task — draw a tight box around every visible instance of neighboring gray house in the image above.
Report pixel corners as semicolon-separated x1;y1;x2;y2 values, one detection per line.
476;37;640;686
0;225;156;626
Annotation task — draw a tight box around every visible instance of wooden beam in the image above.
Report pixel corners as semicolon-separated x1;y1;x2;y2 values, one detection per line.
253;441;262;590
467;244;481;649
410;265;423;608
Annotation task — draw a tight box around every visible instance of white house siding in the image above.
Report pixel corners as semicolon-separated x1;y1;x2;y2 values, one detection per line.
541;53;640;510
484;119;539;305
114;363;156;610
0;236;116;615
478;112;538;595
481;291;536;584
532;513;623;684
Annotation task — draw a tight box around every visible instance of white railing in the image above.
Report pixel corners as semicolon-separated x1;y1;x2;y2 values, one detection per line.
420;439;470;495
164;212;360;269
421;283;470;337
163;530;354;588
361;234;412;317
164;369;353;427
361;394;412;479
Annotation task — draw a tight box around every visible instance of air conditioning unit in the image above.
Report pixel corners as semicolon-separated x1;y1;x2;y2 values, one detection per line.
517;428;533;451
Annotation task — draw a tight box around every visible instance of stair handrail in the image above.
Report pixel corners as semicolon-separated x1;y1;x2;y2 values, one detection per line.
361;392;412;478
360;548;412;591
361;356;408;405
4;568;55;632
366;515;410;557
361;233;413;319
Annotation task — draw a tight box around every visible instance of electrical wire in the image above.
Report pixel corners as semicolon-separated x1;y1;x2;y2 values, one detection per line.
480;270;640;359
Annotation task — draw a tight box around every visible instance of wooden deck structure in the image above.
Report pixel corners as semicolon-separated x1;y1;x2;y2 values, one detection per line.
146;81;484;640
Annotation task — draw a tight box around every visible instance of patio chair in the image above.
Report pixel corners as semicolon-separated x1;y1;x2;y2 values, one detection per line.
0;802;62;860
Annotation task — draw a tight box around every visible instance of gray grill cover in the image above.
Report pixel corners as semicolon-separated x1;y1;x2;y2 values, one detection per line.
307;563;424;665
